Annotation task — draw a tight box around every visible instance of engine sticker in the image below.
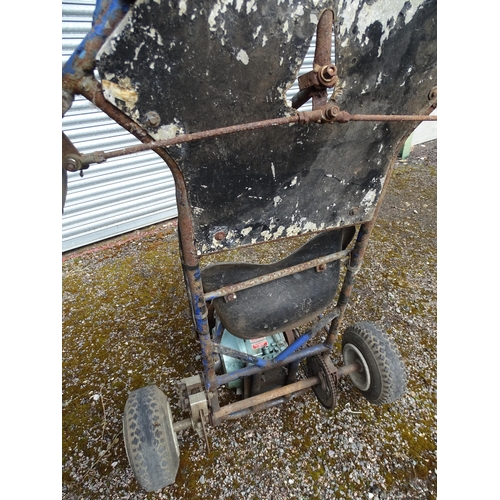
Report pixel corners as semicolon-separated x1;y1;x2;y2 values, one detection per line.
250;338;269;350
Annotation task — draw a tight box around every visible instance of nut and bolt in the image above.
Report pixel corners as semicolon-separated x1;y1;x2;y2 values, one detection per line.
224;293;237;303
318;64;338;87
64;156;81;172
144;111;161;127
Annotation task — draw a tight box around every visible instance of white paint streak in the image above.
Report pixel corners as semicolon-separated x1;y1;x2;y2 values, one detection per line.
360;188;377;209
178;0;187;16
134;42;145;60
156;123;185;141
339;0;426;56
246;0;256;15
271;162;276;181
236;49;249;65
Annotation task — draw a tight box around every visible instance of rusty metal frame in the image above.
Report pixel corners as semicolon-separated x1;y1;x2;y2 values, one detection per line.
62;2;436;427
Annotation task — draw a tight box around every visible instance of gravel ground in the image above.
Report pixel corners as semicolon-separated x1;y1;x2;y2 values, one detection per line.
62;140;437;499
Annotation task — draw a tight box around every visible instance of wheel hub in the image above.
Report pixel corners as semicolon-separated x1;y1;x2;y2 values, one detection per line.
342;342;371;391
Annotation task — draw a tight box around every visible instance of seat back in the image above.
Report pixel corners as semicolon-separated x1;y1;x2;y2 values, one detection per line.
97;0;437;255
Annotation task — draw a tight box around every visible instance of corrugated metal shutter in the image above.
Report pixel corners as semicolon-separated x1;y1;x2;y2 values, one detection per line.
62;0;177;252
62;2;331;252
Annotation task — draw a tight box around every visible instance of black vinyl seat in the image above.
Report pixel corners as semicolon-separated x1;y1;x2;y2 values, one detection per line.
202;227;355;339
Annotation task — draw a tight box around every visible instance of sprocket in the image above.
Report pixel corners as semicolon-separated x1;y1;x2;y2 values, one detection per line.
306;354;338;409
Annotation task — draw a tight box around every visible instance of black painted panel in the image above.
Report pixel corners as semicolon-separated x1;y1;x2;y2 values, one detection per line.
97;0;437;254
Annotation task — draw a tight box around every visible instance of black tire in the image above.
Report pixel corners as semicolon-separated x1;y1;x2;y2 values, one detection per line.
123;385;180;492
341;322;407;405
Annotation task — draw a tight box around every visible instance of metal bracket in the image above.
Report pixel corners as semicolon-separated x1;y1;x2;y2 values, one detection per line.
298;63;338;91
177;374;211;452
177;374;204;411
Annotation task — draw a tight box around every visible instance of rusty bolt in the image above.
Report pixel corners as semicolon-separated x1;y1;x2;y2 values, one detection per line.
428;87;437;101
224;293;237;303
318;64;338;87
144;111;161;127
322;103;340;122
214;231;226;241
349;207;360;216
322;65;336;79
64;155;81;172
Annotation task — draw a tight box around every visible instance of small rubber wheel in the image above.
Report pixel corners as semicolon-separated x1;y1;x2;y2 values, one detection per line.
123;385;180;492
342;322;407;405
306;355;337;409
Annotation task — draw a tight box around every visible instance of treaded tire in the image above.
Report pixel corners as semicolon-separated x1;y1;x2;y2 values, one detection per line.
123;385;180;492
342;322;407;405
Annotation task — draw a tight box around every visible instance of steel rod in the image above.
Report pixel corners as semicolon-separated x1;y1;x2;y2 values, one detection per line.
172;418;192;433
216;342;329;386
213;376;319;419
204;248;351;300
65;108;437;167
336;362;361;377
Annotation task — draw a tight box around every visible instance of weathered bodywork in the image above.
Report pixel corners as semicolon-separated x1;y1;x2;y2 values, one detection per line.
62;0;437;492
95;0;436;254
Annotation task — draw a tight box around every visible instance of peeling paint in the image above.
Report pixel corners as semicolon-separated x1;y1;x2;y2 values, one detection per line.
156;122;185;141
246;0;257;15
133;42;145;60
102;78;138;109
360;188;378;210
236;49;249;65
179;0;187;16
339;0;426;56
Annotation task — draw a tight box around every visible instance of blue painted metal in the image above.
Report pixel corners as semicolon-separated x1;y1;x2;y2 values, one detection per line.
274;310;338;362
62;0;130;78
274;332;312;363
216;344;269;368
216;343;329;387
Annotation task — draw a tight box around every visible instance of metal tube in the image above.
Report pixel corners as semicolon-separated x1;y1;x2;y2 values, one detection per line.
64;107;437;167
77;78;218;392
325;140;401;346
172;418;192;433
348;114;436;122
336;362;361;378
274;310;339;363
213;377;319;420
216;343;329;386
204;248;351;300
62;0;130;105
215;344;268;368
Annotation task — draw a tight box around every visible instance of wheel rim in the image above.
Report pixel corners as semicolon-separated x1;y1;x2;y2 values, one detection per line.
343;343;371;391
